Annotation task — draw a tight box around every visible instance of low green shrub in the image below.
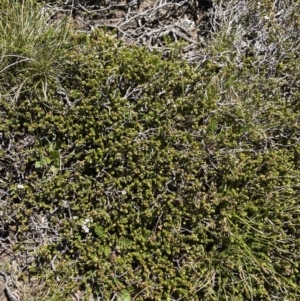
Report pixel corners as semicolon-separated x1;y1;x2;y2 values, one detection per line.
1;1;300;300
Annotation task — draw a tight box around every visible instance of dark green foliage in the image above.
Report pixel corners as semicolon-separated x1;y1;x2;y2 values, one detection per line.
2;22;300;301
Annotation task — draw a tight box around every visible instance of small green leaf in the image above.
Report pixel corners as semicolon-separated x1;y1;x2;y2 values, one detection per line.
103;246;110;257
94;225;106;239
118;290;131;301
49;165;57;173
43;157;51;165
115;237;132;250
123;295;131;301
53;158;61;168
50;150;60;159
35;161;42;168
46;143;53;152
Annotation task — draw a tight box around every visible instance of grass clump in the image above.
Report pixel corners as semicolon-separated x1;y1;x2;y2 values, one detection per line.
0;0;69;95
1;0;300;300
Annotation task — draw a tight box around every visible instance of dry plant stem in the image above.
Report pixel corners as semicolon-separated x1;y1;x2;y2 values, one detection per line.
62;0;202;55
0;271;19;301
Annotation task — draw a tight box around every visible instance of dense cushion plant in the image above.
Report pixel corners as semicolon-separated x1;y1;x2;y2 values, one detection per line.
1;0;300;300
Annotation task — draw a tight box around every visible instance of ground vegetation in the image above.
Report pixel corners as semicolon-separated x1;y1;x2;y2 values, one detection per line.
1;0;300;300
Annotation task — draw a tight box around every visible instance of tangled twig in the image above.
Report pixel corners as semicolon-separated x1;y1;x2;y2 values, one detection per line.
0;271;19;301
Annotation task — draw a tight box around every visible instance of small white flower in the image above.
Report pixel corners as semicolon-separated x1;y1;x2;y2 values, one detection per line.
121;190;126;195
82;218;92;233
82;225;89;233
17;184;25;189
